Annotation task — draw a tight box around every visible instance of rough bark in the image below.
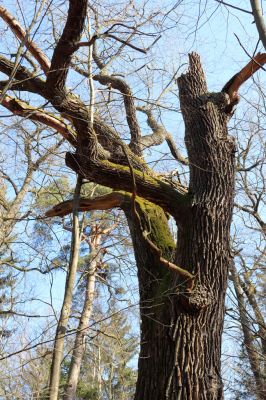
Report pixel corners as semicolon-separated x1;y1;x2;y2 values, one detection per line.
129;53;236;400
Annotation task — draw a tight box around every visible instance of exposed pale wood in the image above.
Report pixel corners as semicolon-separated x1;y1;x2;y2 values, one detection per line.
0;6;50;74
222;53;266;103
46;192;124;217
0;95;77;146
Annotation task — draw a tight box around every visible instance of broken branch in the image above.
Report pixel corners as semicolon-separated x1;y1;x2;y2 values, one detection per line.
222;53;266;102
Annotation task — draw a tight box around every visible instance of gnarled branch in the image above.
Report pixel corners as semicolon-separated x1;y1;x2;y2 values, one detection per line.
93;74;142;156
137;106;188;165
46;0;87;93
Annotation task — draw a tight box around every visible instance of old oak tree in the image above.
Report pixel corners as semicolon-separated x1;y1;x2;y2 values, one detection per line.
0;1;265;399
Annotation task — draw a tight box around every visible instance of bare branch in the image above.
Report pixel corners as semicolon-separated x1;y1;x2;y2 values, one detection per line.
93;74;142;155
0;55;46;94
137;107;188;165
0;95;77;146
0;6;50;74
78;33;147;54
46;192;124;217
234;202;266;235
250;0;266;49
0;171;19;196
214;0;252;14
46;0;87;93
222;53;266;103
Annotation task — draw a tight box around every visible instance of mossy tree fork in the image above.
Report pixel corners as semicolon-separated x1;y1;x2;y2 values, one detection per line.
0;1;266;399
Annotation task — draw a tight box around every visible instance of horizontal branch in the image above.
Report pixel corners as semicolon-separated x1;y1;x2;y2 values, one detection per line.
78;33;146;54
46;192;125;217
0;55;46;94
66;153;188;218
214;0;252;14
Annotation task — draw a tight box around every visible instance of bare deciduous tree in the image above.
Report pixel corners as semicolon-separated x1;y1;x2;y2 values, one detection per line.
0;1;265;399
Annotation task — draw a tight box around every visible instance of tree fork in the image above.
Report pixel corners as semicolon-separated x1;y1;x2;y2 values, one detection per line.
130;53;236;400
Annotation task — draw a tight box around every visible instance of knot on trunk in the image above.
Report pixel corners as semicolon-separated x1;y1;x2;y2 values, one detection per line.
179;284;214;313
199;91;230;110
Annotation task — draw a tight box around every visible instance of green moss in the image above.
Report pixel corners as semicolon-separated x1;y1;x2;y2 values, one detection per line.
138;198;176;254
102;160;186;197
121;191;192;309
121;192;175;255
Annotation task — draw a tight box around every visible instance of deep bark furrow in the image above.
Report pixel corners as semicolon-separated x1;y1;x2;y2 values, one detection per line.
133;53;234;400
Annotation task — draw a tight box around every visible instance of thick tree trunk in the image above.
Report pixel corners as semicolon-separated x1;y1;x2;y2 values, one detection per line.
129;54;236;400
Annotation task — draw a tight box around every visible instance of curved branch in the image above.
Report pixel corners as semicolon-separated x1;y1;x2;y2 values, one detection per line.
93;74;142;156
137;107;188;165
0;57;145;169
93;115;148;171
78;34;147;54
222;53;266;103
0;6;50;74
46;0;88;93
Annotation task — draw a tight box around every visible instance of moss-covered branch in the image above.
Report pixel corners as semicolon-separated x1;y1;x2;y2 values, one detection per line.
66;152;189;219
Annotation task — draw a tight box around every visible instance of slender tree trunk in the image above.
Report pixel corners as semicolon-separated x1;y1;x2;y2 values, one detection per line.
230;263;266;400
49;176;82;400
250;0;266;50
63;228;101;400
127;54;236;400
97;345;102;399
